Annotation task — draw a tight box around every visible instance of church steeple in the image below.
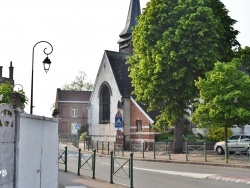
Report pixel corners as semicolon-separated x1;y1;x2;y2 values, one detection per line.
118;0;141;55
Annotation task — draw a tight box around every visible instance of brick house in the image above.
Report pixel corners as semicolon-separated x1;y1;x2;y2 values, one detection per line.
54;88;91;134
88;0;160;146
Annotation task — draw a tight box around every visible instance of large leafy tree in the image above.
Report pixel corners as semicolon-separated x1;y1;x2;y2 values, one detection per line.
235;46;250;71
191;59;250;154
62;71;93;91
127;0;239;153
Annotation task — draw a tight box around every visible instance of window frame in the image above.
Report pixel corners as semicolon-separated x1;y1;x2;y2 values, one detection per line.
99;84;111;123
136;120;142;132
71;107;78;117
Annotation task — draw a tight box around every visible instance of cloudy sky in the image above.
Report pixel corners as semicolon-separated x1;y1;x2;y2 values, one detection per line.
0;0;249;117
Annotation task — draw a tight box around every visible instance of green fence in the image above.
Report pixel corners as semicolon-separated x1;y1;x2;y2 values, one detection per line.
77;148;96;179
185;142;207;162
58;146;67;172
110;151;134;188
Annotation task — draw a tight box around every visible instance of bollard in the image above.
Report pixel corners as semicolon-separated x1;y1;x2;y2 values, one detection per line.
130;152;134;188
77;148;81;175
130;142;132;152
204;142;207;162
185;142;188;161
108;142;110;155
110;151;114;184
84;140;86;150
114;142;116;156
102;141;104;154
142;142;145;158
92;150;96;179
88;141;90;151
153;142;156;159
92;140;94;151
65;146;68;172
225;141;229;163
122;142;124;157
248;143;250;159
97;141;99;153
168;142;171;160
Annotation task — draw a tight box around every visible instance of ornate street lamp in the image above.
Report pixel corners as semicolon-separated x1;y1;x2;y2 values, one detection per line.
30;41;53;114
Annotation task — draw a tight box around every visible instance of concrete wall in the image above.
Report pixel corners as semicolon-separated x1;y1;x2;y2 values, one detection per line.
0;104;15;188
16;113;58;188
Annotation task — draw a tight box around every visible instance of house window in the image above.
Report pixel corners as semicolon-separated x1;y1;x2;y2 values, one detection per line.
71;107;78;117
99;84;110;123
136;120;142;132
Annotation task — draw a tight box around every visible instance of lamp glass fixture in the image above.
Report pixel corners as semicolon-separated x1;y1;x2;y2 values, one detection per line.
43;57;52;73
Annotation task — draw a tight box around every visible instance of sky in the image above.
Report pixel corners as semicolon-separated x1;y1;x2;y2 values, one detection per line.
0;0;249;117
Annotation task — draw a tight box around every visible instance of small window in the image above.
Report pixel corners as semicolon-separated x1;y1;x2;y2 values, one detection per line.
136;120;142;132
71;107;78;117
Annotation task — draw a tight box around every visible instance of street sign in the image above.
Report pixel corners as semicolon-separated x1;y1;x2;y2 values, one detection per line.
75;124;81;130
115;110;123;128
115;117;123;128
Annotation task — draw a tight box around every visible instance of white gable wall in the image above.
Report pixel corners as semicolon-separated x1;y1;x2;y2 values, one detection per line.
89;52;123;142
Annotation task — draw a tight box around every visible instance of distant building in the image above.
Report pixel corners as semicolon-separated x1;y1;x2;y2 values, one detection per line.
0;62;14;85
54;88;91;134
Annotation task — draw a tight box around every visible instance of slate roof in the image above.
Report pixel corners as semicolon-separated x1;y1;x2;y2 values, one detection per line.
105;50;160;121
119;0;141;38
105;50;132;98
56;88;91;102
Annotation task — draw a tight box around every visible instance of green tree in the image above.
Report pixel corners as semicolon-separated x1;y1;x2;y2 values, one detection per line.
207;127;233;142
127;0;239;153
191;59;250;141
62;71;93;91
0;82;28;109
235;46;250;71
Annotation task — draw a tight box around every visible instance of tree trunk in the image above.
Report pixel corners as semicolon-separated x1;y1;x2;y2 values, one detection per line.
173;119;184;153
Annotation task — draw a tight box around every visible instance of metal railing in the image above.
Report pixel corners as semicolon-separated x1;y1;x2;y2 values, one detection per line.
77;148;96;179
153;142;171;160
58;146;67;172
110;151;134;188
185;142;207;162
227;144;250;161
59;134;79;148
114;142;124;156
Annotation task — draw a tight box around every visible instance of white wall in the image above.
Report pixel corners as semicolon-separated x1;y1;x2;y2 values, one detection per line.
16;113;58;188
89;52;123;142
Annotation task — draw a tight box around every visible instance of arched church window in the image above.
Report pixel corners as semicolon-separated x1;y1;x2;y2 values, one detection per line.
99;84;110;123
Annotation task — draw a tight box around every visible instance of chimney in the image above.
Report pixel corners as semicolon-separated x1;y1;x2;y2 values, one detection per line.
9;61;14;80
0;66;2;78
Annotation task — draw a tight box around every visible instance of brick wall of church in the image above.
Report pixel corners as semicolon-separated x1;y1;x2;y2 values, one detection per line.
130;100;155;144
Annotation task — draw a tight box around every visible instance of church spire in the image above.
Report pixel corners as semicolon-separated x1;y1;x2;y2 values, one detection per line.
118;0;141;55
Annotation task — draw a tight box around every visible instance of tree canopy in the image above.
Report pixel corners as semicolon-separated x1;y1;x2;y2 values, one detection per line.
191;59;250;129
127;0;239;153
61;71;93;91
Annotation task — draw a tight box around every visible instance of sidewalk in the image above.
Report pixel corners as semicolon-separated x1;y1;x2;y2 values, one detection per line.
58;143;250;188
58;168;127;188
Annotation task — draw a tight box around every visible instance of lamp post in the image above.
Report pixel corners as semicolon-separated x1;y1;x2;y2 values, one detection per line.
30;41;53;114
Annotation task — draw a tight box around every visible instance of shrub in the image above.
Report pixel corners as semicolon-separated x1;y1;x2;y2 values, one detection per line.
155;132;173;142
207;127;233;142
79;132;87;141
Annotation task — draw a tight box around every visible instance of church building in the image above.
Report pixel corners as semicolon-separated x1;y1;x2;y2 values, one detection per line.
88;0;160;147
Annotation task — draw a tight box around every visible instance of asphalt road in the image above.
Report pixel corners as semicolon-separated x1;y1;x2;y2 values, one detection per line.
59;144;250;188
